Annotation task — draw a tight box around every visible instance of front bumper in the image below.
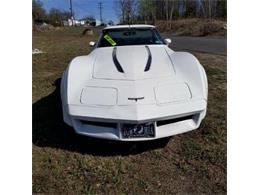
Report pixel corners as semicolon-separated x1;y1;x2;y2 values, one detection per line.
63;99;207;141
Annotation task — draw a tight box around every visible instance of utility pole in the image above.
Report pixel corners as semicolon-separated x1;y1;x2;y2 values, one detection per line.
69;0;74;26
98;1;103;24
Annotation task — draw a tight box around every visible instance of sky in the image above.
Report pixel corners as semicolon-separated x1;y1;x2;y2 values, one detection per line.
42;0;118;23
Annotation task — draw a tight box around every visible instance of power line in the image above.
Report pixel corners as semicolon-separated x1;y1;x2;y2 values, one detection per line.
98;1;103;23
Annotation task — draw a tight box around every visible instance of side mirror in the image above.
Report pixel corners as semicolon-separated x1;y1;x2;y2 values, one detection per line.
164;38;172;46
89;41;95;47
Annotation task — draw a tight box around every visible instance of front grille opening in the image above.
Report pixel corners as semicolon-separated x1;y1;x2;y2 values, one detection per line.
80;120;118;129
157;115;194;127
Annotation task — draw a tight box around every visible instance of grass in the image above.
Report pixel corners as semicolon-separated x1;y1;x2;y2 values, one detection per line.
33;27;226;194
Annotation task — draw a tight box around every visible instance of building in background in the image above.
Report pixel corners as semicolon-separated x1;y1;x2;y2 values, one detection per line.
63;18;102;27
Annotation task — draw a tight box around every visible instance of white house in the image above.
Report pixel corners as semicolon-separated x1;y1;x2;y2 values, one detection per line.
63;18;102;27
80;20;85;25
64;18;81;26
95;19;101;26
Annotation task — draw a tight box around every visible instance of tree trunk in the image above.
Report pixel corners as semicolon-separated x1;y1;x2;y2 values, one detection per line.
165;0;169;29
169;1;174;29
208;0;211;19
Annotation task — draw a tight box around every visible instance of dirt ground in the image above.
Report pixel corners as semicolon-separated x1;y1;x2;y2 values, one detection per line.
32;27;226;194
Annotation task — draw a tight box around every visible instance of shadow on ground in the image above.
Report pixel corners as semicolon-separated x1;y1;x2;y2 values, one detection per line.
33;79;170;156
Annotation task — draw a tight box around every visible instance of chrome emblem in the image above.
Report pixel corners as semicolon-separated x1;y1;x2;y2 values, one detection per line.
128;97;145;102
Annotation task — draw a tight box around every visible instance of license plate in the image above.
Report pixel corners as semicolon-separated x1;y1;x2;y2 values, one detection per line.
121;123;155;138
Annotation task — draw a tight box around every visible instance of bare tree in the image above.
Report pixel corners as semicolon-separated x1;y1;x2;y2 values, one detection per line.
169;0;175;29
47;9;71;26
32;0;47;22
216;0;226;18
164;0;178;29
114;0;125;23
125;0;137;23
114;0;137;24
202;0;218;19
138;0;156;24
115;0;226;24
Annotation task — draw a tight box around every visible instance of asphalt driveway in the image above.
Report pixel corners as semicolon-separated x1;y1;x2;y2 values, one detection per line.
164;35;227;55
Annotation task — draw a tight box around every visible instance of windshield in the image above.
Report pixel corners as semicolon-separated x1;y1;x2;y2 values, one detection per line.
97;28;165;47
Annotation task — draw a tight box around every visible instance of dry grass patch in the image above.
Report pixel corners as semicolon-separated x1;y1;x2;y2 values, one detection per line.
156;18;227;37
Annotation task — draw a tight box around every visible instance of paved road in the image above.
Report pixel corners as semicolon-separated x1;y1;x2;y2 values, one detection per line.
164;35;227;55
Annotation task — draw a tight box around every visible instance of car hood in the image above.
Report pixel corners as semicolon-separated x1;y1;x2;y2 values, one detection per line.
92;45;176;80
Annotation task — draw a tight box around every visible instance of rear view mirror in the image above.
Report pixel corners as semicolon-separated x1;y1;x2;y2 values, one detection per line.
89;41;95;47
164;38;172;46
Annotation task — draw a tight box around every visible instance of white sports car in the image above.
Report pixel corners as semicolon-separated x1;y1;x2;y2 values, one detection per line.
61;25;208;141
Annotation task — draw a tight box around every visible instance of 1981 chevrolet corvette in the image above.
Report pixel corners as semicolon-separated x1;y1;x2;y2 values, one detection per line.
61;25;208;141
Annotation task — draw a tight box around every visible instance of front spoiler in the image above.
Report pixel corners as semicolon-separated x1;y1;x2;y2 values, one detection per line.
62;99;207;141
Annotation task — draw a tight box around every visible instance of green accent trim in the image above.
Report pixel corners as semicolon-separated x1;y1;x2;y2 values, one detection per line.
104;34;117;46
